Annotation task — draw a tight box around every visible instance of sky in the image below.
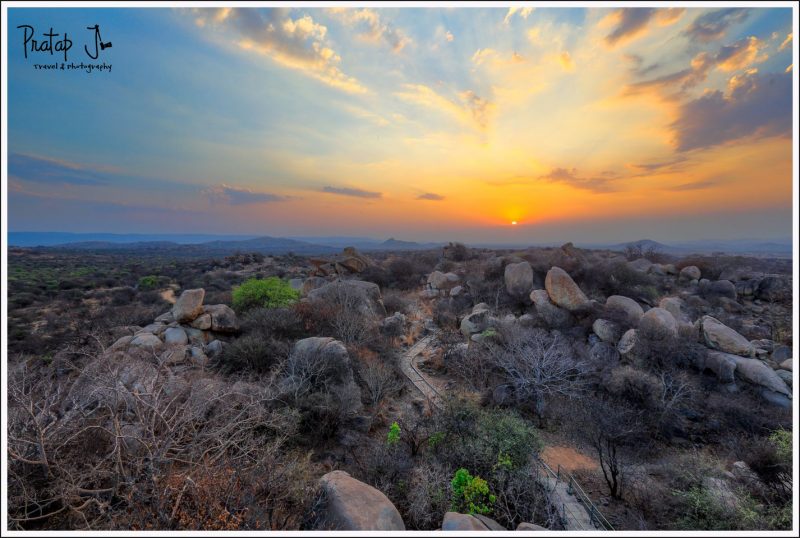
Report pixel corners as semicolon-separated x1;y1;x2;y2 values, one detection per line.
5;5;796;244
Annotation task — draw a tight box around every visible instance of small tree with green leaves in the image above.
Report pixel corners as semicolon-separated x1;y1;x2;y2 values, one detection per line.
232;277;299;312
137;275;160;291
451;468;496;515
387;422;401;446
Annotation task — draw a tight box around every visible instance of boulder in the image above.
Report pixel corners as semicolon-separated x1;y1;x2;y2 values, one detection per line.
288;278;304;291
531;290;572;329
775;369;792;388
154;311;175;323
318;471;404;530
461;307;492;337
728;354;792;397
184;327;212;346
680;266;701;281
189;346;209;367
204;339;225;359
617;329;642;361
648;263;666;276
593;319;622;345
190;313;212;330
760;389;791;408
204;304;239;333
163;327;189;346
505;261;534;300
172;288;205;323
450;285;464;297
109;335;134;351
629;258;653;273
779;359;792;372
137;322;166;336
441;512;499;531
545;267;588;312
771;345;791;363
605;295;644;326
756;276;791;303
638;308;678;340
700;316;755;357
700;279;737;300
427;271;449;291
338;247;372;273
302;276;328;297
307;280;385;317
704;351;737;384
129;332;164;352
381;312;406;336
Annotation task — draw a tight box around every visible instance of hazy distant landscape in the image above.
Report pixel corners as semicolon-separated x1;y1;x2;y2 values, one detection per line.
4;3;795;534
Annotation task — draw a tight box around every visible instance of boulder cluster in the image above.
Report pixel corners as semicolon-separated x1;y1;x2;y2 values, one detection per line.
107;288;238;367
309;247;373;277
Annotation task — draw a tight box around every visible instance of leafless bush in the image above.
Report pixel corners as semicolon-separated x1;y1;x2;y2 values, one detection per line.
486;325;588;416
357;358;403;408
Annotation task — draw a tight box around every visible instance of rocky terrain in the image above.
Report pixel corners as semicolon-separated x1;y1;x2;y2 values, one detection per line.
6;242;794;531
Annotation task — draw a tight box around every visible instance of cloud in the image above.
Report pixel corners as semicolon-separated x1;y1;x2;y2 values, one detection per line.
328;8;410;52
558;51;575;72
503;7;534;25
671;70;792;151
628;157;688;173
684;8;749;43
605;8;684;46
203;183;292;205
417;192;445;201
322;186;382;198
629;37;768;93
539;167;619;193
8;153;112;185
192;8;366;94
715;36;768;71
667;180;717;191
394;83;494;132
778;32;792;51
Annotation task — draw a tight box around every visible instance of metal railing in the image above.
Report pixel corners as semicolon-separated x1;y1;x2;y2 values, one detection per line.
564;469;615;531
534;458;614;531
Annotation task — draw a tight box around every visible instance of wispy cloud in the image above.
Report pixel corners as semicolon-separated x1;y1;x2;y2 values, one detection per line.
605;8;684;46
395;83;493;131
328;8;411;52
684;8;749;43
539;167;619;193
192;8;367;94
417;192;445;201
203;183;292;205
8;153;111;185
503;7;534;25
667;180;717;191
322;185;382;198
778;32;792;51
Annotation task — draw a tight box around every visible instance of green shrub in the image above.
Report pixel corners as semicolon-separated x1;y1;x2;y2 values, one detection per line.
387;422;401;446
232;277;299;312
137;275;160;291
451;468;495;515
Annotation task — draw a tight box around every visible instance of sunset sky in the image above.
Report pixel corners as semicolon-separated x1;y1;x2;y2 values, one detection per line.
5;5;796;244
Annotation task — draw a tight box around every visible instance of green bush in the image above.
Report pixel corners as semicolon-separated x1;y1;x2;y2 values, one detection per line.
451;468;495;515
387;422;401;446
137;275;160;291
232;277;299;312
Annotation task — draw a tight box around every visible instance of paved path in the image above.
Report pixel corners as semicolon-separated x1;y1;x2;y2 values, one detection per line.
398;333;444;409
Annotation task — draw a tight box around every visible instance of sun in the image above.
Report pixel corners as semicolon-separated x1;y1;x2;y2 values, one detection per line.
511;221;518;225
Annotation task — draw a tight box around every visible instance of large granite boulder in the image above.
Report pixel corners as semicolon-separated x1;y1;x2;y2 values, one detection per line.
531;290;572;328
756;276;791;303
605;295;644;326
545;266;588;312
307;280;385;317
172;288;205;323
679;265;701;281
700;316;755;357
442;512;503;531
700;279;737;300
593;319;622;345
163;327;188;346
338;247;373;273
461;304;493;337
204;304;239;333
704;351;738;384
505;261;534;300
727;354;792;397
318;471;404;530
638;307;678;340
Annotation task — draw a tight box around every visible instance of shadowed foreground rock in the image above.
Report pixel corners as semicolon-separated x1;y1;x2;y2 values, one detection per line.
317;471;405;530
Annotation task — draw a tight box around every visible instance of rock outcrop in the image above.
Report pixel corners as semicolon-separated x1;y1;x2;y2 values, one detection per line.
441;512;504;531
531;290;572;328
318;471;405;530
700;316;755;357
505;261;534;300
605;295;644;326
545;266;588;312
638;307;678;340
307;279;386;317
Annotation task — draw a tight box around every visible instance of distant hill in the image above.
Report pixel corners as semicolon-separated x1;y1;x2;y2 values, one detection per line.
7;232;260;247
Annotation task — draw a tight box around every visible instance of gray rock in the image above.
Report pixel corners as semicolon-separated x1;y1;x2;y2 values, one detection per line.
517;522;547;530
190;313;212;330
288;278;304;291
771;345;792;363
704;351;738;384
154;311;174;323
701;316;755;357
638;308;678;340
727;354;792;397
606;295;644;325
545;267;588;312
756;276;791;302
172;288;205;323
461;306;492;337
163;327;189;346
617;329;642;361
184;327;212;346
129;332;164;351
442;512;493;531
308;280;385;317
779;359;792;372
204;304;239;333
450;285;464;297
302;276;328;297
381;312;406;336
680;265;701;281
531;290;572;328
317;471;404;530
591;341;620;363
593;319;622;345
760;389;792;408
189;346;209;367
109;335;134;351
137;322;166;336
701;279;737;300
775;369;792;388
629;258;653;273
204;339;225;359
505;261;534;300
